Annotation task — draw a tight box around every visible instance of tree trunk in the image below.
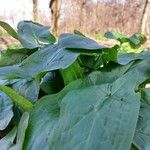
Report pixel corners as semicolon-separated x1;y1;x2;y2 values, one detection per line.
49;0;61;35
32;0;38;22
140;0;150;34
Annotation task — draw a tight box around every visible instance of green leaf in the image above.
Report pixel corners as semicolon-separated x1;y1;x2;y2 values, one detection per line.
20;44;79;78
78;45;119;70
12;79;39;102
50;82;139;150
0;42;80;80
24;94;59;150
118;50;150;65
0;127;17;150
17;21;56;49
104;32;128;43
23;80;83;150
133;88;150;150
129;34;146;48
0;44;79;80
102;45;119;63
0;48;28;67
104;32;146;48
0;65;30;84
0;21;18;39
1;21;150;150
58;33;106;50
0;91;13;130
10;112;29;150
24;58;150;150
85;63;133;85
74;30;85;36
141;88;150;104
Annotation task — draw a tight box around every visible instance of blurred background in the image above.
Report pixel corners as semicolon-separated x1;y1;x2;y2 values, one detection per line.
0;0;150;48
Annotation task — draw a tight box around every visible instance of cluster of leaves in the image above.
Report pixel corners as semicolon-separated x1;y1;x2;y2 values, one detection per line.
0;21;150;150
96;31;146;53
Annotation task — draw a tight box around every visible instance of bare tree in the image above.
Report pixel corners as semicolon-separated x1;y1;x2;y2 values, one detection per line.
49;0;61;35
140;0;150;34
32;0;38;21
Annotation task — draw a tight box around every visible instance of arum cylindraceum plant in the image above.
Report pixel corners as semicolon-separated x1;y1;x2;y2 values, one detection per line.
0;20;150;150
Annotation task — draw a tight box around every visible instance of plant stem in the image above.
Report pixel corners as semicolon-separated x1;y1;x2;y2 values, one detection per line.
0;85;33;112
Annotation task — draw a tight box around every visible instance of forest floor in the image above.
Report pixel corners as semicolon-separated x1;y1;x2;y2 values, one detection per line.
0;36;19;49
